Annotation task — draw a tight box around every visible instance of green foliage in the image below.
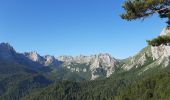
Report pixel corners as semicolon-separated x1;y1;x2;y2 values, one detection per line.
147;35;170;46
121;0;170;25
116;67;170;100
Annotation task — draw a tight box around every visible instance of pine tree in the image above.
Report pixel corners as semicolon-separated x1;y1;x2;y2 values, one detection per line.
121;0;170;25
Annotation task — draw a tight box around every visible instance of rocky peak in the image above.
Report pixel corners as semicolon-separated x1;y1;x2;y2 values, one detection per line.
44;55;61;66
123;27;170;71
160;26;170;36
24;51;42;62
151;45;170;60
90;53;117;80
57;53;116;65
90;53;116;68
57;56;74;62
151;27;170;60
0;43;16;60
57;53;118;80
98;53;115;65
44;55;55;62
0;43;15;53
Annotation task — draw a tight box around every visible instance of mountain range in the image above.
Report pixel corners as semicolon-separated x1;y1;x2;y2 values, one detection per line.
1;27;170;80
0;28;170;100
0;42;120;80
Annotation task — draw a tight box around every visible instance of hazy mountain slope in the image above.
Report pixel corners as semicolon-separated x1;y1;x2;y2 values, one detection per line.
0;43;44;69
0;61;52;100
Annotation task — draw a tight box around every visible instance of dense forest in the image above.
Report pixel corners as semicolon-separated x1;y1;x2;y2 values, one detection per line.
20;65;170;100
0;62;170;100
0;60;52;100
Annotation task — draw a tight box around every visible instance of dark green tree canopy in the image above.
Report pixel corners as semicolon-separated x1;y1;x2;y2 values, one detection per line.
121;0;170;25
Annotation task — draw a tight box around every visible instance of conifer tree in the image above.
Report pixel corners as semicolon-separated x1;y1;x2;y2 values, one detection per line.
121;0;170;25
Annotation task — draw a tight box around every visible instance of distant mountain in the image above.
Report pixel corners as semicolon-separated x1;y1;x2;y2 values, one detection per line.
24;52;119;80
57;54;119;80
22;28;170;100
0;43;119;80
24;52;62;66
0;43;16;61
0;43;44;69
1;27;170;81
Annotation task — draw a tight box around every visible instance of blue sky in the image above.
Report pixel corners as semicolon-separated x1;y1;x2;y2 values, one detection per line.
0;0;167;59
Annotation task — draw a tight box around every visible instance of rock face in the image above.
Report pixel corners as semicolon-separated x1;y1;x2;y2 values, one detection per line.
122;45;170;71
24;52;62;66
160;27;170;36
24;52;44;62
151;27;170;67
90;54;118;79
122;46;153;70
151;45;170;60
122;27;170;71
44;55;56;66
57;53;118;80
